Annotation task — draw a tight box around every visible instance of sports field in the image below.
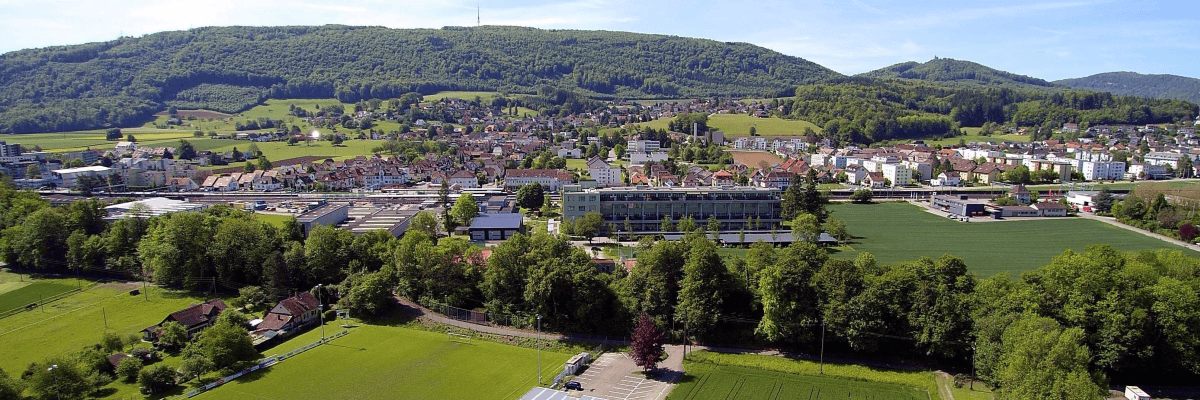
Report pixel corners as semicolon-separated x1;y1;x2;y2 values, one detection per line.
829;202;1200;277
0;281;76;311
670;351;933;400
202;325;571;400
0;284;221;374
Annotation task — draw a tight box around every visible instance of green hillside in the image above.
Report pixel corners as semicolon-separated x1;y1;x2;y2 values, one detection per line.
857;57;1058;91
1056;71;1200;105
0;25;840;133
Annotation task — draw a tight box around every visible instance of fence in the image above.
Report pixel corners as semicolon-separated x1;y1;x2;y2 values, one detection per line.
417;298;534;330
0;288;82;320
182;329;350;398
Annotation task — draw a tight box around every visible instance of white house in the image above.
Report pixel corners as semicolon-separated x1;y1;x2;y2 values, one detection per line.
629;152;668;165
1079;161;1126;181
881;163;911;187
51;165;112;188
931;171;962;187
586;157;621;187
449;170;480;189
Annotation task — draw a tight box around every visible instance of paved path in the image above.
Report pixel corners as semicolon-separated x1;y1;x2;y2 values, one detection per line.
395;296;566;340
1077;212;1200;252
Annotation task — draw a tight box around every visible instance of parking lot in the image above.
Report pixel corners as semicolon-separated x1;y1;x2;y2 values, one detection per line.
568;351;680;400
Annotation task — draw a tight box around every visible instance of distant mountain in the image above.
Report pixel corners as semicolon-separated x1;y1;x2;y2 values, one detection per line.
0;25;841;133
1055;72;1200;105
857;57;1059;91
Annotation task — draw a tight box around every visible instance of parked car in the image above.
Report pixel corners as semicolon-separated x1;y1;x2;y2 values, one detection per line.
564;381;582;390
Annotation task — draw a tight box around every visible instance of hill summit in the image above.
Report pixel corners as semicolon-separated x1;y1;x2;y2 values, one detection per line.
1055;72;1200;105
0;25;841;133
857;57;1058;90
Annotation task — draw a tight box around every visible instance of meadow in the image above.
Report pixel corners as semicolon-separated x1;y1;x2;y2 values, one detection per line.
669;351;934;400
828;202;1200;277
0;281;77;311
0;282;223;374
632;113;822;137
202;324;571;400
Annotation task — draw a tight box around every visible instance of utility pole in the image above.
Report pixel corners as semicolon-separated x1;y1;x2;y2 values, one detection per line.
536;314;542;386
103;307;108;328
48;364;61;400
315;284;326;341
819;323;826;375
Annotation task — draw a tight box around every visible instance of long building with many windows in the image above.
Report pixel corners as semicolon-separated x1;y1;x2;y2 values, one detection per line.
561;185;783;233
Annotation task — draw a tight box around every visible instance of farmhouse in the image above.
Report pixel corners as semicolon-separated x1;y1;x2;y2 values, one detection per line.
142;299;228;341
255;292;322;338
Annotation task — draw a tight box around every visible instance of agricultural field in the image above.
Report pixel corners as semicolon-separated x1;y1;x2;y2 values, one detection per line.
729;150;783;168
631;114;822;137
6;130;198;152
202;324;572;400
828;202;1200;277
0;283;222;374
669;351;934;400
0;281;77;311
918;132;1030;146
707;114;823;137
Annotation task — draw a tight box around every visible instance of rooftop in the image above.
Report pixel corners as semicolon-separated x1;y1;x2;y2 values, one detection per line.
105;197;208;220
468;212;523;230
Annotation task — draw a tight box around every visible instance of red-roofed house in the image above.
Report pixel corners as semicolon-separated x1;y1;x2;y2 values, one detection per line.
256;292;322;334
142;299;228;341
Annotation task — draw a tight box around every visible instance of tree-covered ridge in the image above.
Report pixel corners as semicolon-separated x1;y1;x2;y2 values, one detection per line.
1056;71;1200;105
776;78;1197;144
0;25;840;133
857;57;1058;91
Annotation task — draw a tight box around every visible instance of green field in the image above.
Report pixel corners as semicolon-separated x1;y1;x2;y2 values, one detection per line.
670;351;933;400
202;325;571;400
255;213;296;228
920;132;1030;146
0;281;76;311
829;202;1200;277
0;284;222;374
8;130;200;152
633;114;822;137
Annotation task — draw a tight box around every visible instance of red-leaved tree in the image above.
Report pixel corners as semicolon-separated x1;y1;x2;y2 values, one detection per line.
1180;223;1198;241
628;312;665;373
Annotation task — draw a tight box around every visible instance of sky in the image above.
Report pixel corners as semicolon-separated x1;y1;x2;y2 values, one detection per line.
0;0;1197;81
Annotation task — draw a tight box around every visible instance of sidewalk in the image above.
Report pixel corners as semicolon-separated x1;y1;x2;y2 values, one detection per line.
1077;212;1200;252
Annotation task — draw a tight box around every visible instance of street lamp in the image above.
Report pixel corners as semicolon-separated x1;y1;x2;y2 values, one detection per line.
315;284;326;341
47;364;60;400
536;314;542;386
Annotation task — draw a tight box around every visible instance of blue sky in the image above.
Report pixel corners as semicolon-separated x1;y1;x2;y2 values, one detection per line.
1;0;1197;80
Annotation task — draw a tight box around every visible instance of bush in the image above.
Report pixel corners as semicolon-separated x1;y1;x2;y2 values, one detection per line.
952;373;970;388
138;364;177;394
117;357;143;383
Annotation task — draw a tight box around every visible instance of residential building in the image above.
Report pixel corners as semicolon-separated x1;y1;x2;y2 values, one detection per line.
1127;163;1168;180
1144;152;1186;168
629;151;668;165
1080;161;1126;181
0;141;20;157
1010;185;1031;204
586;156;622;187
141;299;228;341
449;170;480;189
931;171;962;187
628;140;661;153
256;293;322;335
881;163;911;187
561;185;783;233
504;169;573;191
1031;202;1070;217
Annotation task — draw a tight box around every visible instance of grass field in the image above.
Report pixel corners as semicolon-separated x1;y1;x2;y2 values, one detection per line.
255;213;296;228
0;284;223;374
829;202;1200;277
8;130;199;152
632;114;822;137
708;114;823;137
920;133;1030;146
729;150;783;168
670;351;933;400
202;325;571;400
0;281;76;311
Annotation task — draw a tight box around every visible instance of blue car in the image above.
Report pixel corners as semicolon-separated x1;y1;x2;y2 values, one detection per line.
564;381;582;390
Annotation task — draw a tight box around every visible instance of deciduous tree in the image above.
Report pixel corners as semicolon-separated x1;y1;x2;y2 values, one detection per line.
628;313;666;373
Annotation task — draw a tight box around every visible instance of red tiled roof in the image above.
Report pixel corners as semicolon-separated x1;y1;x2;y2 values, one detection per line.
168;299;227;328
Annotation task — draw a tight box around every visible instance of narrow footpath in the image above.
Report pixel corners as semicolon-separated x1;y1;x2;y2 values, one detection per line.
1077;212;1200;252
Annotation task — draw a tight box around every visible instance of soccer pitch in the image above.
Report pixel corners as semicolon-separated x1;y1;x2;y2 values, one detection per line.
829;202;1200;277
201;325;573;400
669;352;933;400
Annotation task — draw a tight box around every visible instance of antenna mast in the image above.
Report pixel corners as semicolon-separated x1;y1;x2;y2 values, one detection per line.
477;3;481;26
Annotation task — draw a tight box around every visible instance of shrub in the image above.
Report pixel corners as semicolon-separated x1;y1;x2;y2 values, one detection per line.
117;357;143;382
138;364;177;394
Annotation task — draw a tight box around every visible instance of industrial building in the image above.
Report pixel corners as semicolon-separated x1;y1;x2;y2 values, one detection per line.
104;197;208;220
561;185;783;233
467;213;524;241
930;195;987;216
296;203;349;236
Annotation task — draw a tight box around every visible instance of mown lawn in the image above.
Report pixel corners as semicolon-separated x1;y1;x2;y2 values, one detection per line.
670;351;933;400
202;324;572;400
0;281;77;311
0;284;224;374
632;114;821;137
829;202;1200;277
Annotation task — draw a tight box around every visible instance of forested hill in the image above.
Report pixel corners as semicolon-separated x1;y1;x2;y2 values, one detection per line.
856;57;1059;91
1055;72;1200;105
0;25;840;133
